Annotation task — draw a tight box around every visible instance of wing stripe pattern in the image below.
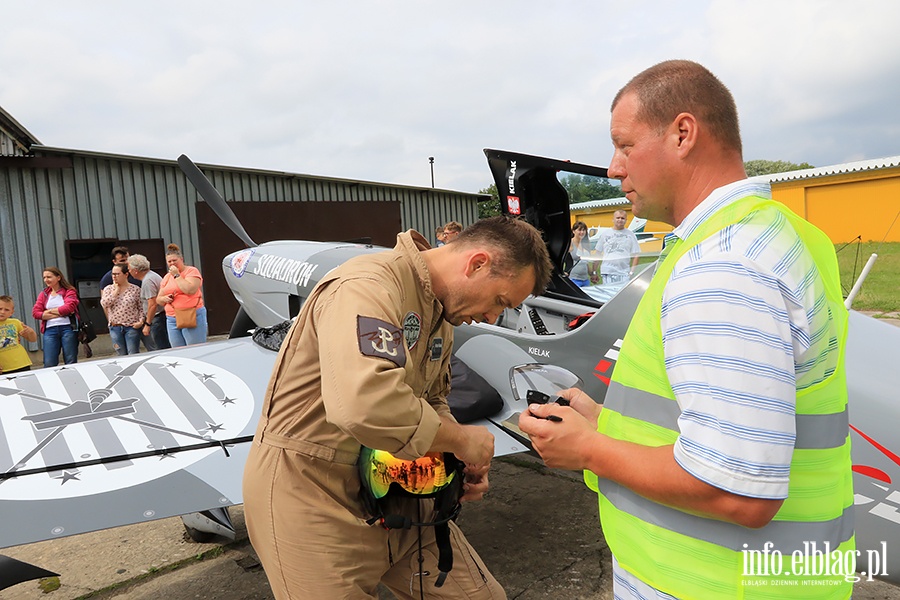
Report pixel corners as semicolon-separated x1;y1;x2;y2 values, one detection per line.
106;369;180;451
149;363;217;433
17;375;80;480
0;357;254;497
60;368;133;471
0;384;21;476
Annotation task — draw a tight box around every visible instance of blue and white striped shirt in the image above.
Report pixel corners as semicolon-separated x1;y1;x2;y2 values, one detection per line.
614;179;839;599
664;179;837;499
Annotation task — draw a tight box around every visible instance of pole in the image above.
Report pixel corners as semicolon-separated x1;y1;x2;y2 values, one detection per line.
845;253;878;309
428;157;434;188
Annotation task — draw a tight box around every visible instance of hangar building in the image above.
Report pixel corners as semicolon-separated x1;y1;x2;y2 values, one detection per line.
0;107;485;343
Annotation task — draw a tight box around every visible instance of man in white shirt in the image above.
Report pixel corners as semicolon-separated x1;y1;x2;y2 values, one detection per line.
593;210;640;284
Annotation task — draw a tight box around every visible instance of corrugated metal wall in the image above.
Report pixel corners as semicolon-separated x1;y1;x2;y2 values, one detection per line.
0;147;481;350
0;130;27;156
203;167;479;242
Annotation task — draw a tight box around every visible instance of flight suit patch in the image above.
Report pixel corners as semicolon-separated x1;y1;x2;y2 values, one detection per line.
403;312;421;350
357;316;406;367
429;337;443;361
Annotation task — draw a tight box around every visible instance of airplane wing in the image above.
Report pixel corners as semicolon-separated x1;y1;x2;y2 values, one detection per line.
845;311;900;581
0;338;275;550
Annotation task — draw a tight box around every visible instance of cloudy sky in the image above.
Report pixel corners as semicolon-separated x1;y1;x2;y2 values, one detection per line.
3;1;900;193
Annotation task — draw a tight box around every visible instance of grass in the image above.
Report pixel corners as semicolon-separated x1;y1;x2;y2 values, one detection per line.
71;545;227;599
636;240;899;313
39;577;61;593
835;241;900;313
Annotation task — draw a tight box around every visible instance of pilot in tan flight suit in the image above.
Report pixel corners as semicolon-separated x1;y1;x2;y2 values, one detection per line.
243;216;552;599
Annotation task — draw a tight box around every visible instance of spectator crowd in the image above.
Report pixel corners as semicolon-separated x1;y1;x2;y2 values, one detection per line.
2;242;207;370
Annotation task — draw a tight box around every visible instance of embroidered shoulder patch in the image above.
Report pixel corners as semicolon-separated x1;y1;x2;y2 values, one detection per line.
357;316;406;367
403;311;422;350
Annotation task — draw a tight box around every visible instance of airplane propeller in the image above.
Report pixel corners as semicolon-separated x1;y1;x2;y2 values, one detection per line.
177;154;257;248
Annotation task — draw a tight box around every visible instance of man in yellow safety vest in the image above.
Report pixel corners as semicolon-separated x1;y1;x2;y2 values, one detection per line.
520;60;853;599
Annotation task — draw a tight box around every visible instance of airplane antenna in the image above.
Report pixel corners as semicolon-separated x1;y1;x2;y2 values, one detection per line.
177;154;258;248
844;253;877;310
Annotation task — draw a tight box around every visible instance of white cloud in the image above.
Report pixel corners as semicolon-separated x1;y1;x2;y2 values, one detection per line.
707;0;900;164
3;0;900;192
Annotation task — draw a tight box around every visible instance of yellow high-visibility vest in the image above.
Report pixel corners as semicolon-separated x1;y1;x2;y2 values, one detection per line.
586;196;854;599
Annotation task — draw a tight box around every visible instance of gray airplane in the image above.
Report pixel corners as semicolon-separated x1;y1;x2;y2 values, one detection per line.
0;151;898;590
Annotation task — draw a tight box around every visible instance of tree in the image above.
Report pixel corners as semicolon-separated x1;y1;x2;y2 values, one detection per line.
478;174;623;216
744;159;814;177
478;183;501;218
558;174;623;204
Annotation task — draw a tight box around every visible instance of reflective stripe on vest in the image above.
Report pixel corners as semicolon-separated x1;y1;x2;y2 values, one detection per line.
592;196;854;599
603;381;850;450
597;478;854;554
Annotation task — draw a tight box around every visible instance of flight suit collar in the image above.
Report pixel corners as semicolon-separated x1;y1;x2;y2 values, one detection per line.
394;230;448;335
395;230;436;299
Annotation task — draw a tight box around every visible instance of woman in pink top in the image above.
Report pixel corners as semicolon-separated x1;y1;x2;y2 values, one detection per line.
32;266;80;367
156;243;207;347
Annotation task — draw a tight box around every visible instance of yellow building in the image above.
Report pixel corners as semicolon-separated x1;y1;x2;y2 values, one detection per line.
570;155;900;244
758;156;900;243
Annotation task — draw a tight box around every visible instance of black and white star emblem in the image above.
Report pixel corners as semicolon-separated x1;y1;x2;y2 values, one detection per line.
53;470;81;485
201;422;224;434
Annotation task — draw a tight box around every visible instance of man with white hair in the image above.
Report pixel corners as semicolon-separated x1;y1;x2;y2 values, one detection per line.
127;254;170;351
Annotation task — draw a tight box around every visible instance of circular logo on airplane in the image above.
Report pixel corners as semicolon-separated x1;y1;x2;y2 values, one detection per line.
230;249;255;278
0;355;255;501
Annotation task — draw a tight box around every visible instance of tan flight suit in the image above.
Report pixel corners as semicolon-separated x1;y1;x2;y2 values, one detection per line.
243;231;505;600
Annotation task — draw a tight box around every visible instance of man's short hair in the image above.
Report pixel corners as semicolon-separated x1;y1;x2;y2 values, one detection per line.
0;295;13;304
128;254;151;272
111;245;130;261
613;209;628;218
444;221;463;233
454;216;552;296
612;60;742;154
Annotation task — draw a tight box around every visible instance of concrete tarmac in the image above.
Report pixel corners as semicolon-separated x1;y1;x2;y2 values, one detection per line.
3;323;900;599
2;455;899;599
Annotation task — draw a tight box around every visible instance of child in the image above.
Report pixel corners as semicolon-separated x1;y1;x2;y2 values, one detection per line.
0;295;37;374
